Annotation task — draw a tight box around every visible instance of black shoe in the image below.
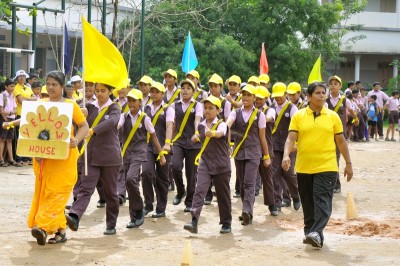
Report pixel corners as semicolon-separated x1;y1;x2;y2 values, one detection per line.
220;225;231;234
151;211;166;218
134;212;145;227
281;201;291;207
144;204;154;215
168;182;175;191
238;215;243;221
31;227;47;246
241;211;252;225
304;231;322;248
184;206;191;212
104;228;116;235
118;195;126;206
293;199;301;211
233;191;241;198
65;214;79;231
333;188;341;193
126;220;137;228
276;206;282;212
173;193;186;205
255;189;259;196
204;199;212;205
268;205;279;216
183;221;198;234
97;200;106;208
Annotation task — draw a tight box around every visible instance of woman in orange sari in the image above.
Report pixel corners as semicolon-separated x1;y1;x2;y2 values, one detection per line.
3;71;89;245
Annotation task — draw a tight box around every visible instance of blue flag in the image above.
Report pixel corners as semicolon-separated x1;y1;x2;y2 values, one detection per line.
181;32;198;73
64;22;71;75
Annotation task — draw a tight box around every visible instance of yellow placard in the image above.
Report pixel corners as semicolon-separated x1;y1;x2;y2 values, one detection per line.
17;101;73;160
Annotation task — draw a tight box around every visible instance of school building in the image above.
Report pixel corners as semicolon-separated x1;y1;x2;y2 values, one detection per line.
322;0;400;87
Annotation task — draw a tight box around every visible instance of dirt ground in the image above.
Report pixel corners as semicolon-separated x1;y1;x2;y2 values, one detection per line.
1;139;400;265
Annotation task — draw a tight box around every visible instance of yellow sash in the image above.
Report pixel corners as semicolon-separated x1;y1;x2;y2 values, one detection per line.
79;105;111;155
121;112;146;157
194;119;223;165
298;101;304;109
144;97;153;106
167;88;181;105
262;105;269;113
146;103;170;143
333;95;346;113
123;103;129;113
272;101;290;134
231;108;258;158
172;101;197;143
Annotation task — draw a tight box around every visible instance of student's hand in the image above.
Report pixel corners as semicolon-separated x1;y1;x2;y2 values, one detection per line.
69;137;79;148
2;122;9;129
205;130;215;138
263;158;271;168
86;128;94;138
191;134;200;143
159;155;166;166
81;108;88;117
281;156;291;171
225;94;233;103
162;144;171;152
344;164;353;182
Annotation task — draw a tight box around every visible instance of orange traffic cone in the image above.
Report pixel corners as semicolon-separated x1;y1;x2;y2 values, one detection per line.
181;240;193;266
346;192;358;220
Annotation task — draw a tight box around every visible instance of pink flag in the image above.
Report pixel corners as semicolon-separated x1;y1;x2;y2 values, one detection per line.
259;42;269;75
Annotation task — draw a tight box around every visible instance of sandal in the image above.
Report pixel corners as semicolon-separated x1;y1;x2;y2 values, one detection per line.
0;161;9;167
8;161;22;167
31;227;47;246
48;232;67;244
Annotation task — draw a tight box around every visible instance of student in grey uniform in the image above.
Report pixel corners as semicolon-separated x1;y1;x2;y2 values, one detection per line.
226;84;271;225
254;86;278;216
66;82;122;235
184;95;232;234
186;70;208;102
141;82;174;218
118;89;166;228
270;82;301;211
137;75;153;107
171;79;203;212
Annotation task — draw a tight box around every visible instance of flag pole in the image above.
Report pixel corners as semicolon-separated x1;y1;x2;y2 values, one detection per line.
81;15;88;176
187;32;190;73
61;20;65;74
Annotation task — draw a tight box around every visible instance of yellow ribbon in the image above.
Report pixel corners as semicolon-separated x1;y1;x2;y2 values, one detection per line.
6;121;14;130
79;105;111;155
272;101;290;134
333;95;346;113
156;150;168;161
121;112;146;157
172;100;197;143
166;88;181;105
194;119;223;165
146;104;170;143
231;109;258;158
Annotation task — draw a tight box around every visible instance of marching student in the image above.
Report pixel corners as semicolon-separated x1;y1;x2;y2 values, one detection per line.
287;82;305;109
141;82;174;218
184;95;232;234
67;82;122;236
186;70;208;101
31;81;42;99
259;74;273;106
327;75;358;193
247;76;260;87
384;90;399;141
118;89;166;228
137;75;153;107
270;82;301;211
254;86;278;216
208;74;231;121
171;79;203;212
226;84;271;225
225;75;243;110
70;75;83;100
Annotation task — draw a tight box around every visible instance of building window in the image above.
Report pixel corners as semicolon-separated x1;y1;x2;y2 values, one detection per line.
381;0;396;13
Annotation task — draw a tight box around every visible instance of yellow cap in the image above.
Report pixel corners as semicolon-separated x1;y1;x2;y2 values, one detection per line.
271;82;287;98
287;82;301;94
227;75;241;85
150;81;166;93
328;75;342;85
137;75;153;85
41;85;48;95
259;74;270;84
186;70;200;80
163;69;178;79
255;86;271;99
248;76;260;85
241;84;256;95
208;73;224;85
180;79;196;90
127;89;143;100
201;95;221;109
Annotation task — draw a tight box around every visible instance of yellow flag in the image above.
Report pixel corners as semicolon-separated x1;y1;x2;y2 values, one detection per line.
308;55;322;85
82;17;128;89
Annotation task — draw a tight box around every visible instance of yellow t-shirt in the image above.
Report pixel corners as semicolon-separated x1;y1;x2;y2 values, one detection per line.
13;84;33;116
72;90;83;100
289;106;343;174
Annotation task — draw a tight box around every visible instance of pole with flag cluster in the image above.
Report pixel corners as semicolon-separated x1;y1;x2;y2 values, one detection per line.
308;55;322;84
181;32;198;74
259;42;269;75
63;21;71;75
